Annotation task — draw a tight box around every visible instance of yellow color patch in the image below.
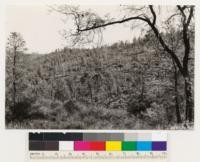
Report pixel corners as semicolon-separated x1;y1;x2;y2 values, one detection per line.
106;141;122;151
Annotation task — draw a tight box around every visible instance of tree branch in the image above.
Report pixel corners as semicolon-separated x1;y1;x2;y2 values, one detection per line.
147;21;184;75
77;7;184;75
177;5;194;74
182;6;194;73
57;5;188;75
186;6;194;28
78;16;148;32
149;5;156;25
166;13;180;23
177;5;186;19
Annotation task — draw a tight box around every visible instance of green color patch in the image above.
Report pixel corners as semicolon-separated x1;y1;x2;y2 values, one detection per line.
122;141;137;151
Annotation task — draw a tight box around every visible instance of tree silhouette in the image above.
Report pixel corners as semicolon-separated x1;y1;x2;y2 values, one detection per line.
7;32;26;110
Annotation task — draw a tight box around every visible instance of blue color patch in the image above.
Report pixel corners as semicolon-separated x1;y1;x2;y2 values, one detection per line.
136;141;152;151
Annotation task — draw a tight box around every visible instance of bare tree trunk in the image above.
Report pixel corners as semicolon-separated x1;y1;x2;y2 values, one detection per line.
12;48;17;110
140;74;145;101
173;62;182;123
184;75;193;122
178;5;194;122
88;82;93;102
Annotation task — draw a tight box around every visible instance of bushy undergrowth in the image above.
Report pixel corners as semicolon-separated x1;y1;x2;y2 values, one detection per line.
6;98;193;129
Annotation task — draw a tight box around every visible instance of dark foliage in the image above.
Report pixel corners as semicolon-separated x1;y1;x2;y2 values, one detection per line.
127;97;151;116
11;100;32;121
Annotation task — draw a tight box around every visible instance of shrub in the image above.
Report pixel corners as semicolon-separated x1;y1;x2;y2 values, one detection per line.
30;106;50;119
63;100;80;113
127;98;150;115
11;100;32;121
30;99;64;120
141;102;168;127
30;98;52;119
5;108;13;123
50;100;63;109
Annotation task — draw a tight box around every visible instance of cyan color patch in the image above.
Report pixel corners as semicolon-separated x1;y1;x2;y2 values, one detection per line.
136;141;152;151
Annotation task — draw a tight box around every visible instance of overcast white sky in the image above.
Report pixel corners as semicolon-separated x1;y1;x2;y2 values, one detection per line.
6;5;140;53
6;5;174;53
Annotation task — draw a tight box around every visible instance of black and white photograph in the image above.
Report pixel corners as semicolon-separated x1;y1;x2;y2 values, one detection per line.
5;5;194;129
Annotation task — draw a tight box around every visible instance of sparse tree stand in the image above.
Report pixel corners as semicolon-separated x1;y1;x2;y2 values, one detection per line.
7;32;26;112
55;5;194;122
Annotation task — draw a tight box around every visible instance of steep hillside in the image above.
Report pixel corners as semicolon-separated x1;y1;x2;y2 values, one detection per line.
5;37;194;129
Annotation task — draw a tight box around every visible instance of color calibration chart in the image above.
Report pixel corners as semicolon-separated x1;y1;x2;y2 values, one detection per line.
28;132;167;162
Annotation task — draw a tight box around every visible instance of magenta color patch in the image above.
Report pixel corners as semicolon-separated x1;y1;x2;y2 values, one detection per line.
74;141;91;151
